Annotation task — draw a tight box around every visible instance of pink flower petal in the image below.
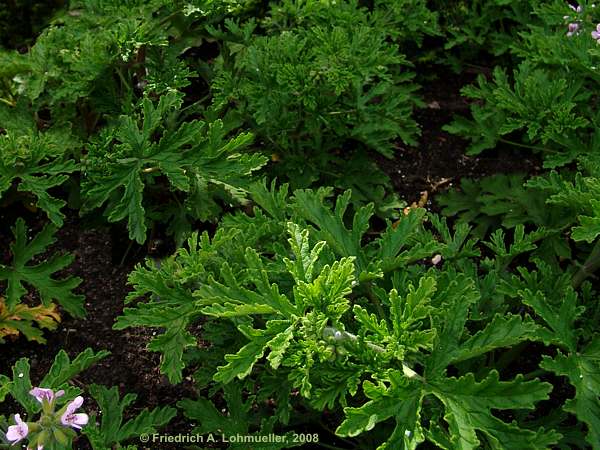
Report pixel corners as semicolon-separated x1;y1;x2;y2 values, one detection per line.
5;414;28;443
61;397;88;430
29;387;56;403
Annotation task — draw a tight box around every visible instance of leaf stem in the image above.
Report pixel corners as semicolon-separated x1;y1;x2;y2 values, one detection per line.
572;238;600;289
498;138;557;154
118;239;135;267
364;282;386;320
0;97;16;107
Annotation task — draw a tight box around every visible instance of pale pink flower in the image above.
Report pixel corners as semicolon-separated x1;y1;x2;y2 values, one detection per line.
431;254;442;265
60;396;88;430
29;387;64;404
592;24;600;41
5;414;28;444
567;22;580;37
569;4;583;13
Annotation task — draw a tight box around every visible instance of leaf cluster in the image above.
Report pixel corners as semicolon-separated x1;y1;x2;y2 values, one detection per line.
118;181;600;448
0;219;84;343
444;1;600;168
82;90;266;244
431;0;538;69
209;0;432;192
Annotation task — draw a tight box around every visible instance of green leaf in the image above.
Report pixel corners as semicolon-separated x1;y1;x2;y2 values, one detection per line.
214;325;285;383
147;325;197;384
293;189;373;272
85;384;176;449
83;92;264;244
179;383;300;449
451;314;540;364
426;274;480;378
337;377;425;450
0;127;78;227
519;288;581;351
0;374;11;403
115;301;197;384
0;219;85;316
179;383;248;436
41;348;110;387
430;371;559;449
10;358;37;415
540;338;600;449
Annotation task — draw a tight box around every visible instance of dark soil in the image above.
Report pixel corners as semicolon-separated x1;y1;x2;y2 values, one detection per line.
0;71;547;450
0;211;196;450
375;71;542;208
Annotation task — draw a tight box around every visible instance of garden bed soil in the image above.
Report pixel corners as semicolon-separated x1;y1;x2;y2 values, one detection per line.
375;70;541;207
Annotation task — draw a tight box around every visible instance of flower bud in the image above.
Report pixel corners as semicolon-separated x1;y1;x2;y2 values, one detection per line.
336;346;349;357
53;428;69;446
324;345;336;361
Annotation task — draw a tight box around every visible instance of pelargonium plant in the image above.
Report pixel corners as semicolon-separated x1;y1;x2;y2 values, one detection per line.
5;388;88;450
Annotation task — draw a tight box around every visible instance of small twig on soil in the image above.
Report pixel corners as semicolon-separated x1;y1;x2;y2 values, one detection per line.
427;176;453;192
69;377;86;389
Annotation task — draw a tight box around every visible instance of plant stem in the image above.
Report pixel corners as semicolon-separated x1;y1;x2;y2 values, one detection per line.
364;282;386;320
0;97;15;107
118;239;135;267
498;138;557;154
572;238;600;288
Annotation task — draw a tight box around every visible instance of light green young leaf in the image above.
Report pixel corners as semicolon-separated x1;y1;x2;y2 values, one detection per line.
294;257;355;319
267;323;296;370
284;222;326;283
